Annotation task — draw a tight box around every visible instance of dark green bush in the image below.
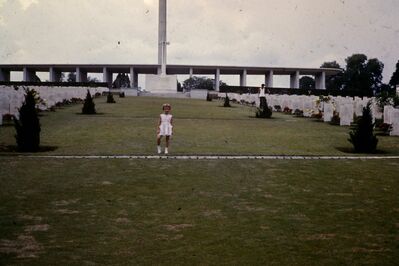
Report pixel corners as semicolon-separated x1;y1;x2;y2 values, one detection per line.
14;88;41;152
82;90;96;114
106;92;116;103
255;97;272;118
348;102;378;153
223;94;231;107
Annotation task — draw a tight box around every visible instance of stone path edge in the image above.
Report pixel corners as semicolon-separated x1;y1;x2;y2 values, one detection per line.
9;155;399;160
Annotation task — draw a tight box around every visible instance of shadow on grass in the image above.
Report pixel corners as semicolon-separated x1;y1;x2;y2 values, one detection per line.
0;145;58;153
335;146;389;155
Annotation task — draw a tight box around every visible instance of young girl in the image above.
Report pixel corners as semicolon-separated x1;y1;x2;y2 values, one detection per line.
157;103;173;154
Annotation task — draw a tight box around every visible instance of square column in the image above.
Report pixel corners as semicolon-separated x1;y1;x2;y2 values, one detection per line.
23;67;36;82
50;67;62;82
240;69;247;87
103;67;113;87
0;68;10;82
315;71;326;90
76;67;87;83
215;68;220;91
130;67;138;88
189;68;194;79
290;71;300;89
265;70;273;88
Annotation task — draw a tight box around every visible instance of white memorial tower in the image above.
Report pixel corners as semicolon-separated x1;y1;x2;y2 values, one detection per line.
146;0;177;93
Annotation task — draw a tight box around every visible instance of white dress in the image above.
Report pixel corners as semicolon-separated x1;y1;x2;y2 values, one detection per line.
159;114;173;136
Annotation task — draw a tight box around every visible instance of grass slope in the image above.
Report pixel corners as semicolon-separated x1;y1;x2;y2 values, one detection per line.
0;96;398;155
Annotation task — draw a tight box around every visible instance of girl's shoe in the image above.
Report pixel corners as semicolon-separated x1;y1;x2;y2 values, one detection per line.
165;148;169;155
157;146;162;154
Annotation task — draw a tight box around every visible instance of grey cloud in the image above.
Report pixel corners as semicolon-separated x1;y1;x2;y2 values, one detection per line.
0;0;398;85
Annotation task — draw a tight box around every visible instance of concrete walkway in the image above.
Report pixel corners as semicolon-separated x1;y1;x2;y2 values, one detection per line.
17;155;399;160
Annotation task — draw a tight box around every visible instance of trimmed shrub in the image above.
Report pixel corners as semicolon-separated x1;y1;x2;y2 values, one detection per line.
119;92;125;98
206;92;212;102
348;102;378;153
293;109;304;117
223;94;231;107
274;105;282;112
82;90;96;114
106;92;116;103
255;97;272;118
14;88;41;152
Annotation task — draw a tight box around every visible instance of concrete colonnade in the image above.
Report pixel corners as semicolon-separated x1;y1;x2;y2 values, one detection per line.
0;65;330;92
290;71;300;89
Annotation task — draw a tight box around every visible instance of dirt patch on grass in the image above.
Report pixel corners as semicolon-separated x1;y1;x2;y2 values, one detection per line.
0;234;43;258
52;199;80;206
25;224;49;232
115;218;130;224
326;193;353;197
352;247;391;253
303;234;336;241
202;209;225;219
102;181;114;185
18;215;42;222
164;224;193;232
55;209;80;214
234;203;265;212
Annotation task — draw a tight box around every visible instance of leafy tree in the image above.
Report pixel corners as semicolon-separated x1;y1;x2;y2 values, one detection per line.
299;76;315;90
321;61;344;90
183;77;226;91
389;60;399;88
82;90;96;114
348;102;378;153
14;88;41;152
343;54;384;96
32;74;41;82
87;76;100;84
113;73;130;88
67;72;76;82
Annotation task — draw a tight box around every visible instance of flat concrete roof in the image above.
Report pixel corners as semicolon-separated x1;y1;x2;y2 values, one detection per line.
0;64;342;76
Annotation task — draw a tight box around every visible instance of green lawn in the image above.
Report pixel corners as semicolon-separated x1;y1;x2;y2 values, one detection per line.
1;96;399;265
1;96;398;155
0;158;398;265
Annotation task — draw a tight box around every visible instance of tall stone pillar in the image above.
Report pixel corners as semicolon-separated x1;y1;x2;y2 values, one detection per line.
315;71;326;90
189;68;193;79
290;71;300;89
50;67;62;82
0;68;10;82
76;67;87;83
158;0;167;75
215;68;220;91
130;67;138;88
265;70;273;88
103;67;113;87
23;67;36;82
240;69;247;87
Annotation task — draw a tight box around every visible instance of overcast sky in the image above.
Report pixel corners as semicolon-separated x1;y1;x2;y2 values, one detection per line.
0;0;398;86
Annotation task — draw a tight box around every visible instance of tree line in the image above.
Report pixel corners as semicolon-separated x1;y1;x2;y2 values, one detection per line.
300;54;399;98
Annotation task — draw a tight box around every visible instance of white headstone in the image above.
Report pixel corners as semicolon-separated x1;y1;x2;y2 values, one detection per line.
390;109;399;136
384;106;394;124
323;103;334;122
340;104;354;126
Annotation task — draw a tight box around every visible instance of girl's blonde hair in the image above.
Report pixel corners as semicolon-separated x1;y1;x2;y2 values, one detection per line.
162;103;171;110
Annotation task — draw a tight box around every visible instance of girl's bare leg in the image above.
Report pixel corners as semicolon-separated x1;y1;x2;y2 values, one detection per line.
157;135;162;146
165;136;170;148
